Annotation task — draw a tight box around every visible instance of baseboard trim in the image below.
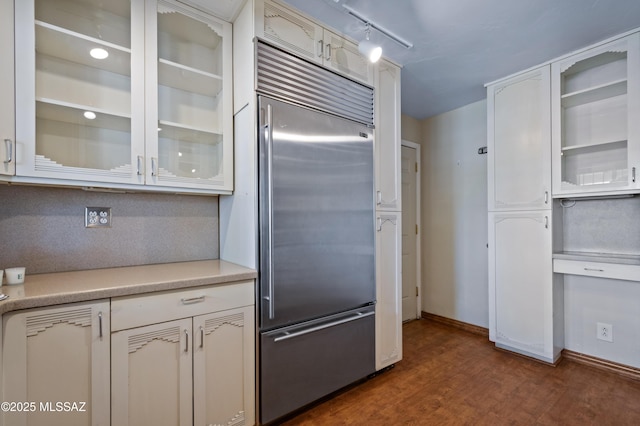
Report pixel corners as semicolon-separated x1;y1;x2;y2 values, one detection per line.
420;312;640;380
562;349;640;382
420;311;489;337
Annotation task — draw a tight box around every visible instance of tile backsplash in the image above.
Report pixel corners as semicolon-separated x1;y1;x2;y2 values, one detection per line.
0;185;219;274
562;196;640;255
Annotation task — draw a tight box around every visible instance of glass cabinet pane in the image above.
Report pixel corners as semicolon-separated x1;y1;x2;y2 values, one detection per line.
34;0;132;174
156;6;224;182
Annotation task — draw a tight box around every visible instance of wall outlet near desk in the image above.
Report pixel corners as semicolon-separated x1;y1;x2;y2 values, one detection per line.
596;322;613;342
85;207;112;228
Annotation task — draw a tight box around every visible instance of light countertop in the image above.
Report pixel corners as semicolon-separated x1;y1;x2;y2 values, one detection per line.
0;260;257;315
553;251;640;265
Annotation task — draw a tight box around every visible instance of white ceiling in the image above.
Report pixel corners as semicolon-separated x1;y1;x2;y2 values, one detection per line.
280;0;640;120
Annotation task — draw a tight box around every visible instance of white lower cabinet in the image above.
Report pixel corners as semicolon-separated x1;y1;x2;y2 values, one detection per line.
375;211;402;370
112;318;193;426
1;300;111;426
488;211;563;363
110;282;255;426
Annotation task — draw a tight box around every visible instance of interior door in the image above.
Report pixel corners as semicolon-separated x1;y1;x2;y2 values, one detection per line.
401;145;418;321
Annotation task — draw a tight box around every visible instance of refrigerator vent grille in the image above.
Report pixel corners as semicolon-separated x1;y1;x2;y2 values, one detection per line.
257;41;374;126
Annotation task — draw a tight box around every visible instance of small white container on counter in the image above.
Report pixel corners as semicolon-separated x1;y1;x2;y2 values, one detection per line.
5;267;26;285
0;269;4;285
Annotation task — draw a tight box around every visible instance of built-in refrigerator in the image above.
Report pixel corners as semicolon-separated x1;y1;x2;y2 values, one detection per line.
257;42;376;424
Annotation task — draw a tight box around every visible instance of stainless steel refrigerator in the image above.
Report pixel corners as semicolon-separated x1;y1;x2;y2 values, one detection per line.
257;88;376;422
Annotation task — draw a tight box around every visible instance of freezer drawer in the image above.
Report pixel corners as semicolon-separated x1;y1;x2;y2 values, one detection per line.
260;306;375;424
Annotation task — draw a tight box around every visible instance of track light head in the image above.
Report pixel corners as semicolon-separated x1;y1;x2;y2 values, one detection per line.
359;24;382;63
358;39;382;63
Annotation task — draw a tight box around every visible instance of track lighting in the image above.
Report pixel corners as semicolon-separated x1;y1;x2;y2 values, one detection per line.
358;24;382;63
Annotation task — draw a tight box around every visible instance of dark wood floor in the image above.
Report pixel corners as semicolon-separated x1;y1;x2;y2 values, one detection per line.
281;319;640;425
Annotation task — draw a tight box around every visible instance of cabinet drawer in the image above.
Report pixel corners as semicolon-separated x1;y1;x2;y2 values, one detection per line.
553;259;640;281
111;281;254;331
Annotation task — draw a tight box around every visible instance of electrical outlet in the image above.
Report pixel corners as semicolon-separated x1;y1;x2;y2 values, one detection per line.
596;322;613;342
85;207;112;228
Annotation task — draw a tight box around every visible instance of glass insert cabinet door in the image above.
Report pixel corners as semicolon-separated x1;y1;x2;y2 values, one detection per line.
145;1;232;191
15;0;143;184
551;33;640;196
15;0;233;193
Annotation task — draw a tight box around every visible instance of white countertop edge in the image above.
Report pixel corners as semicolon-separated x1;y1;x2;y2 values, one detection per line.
552;251;640;266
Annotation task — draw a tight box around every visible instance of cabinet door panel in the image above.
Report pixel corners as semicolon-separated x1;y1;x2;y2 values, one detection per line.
488;66;551;210
375;211;402;370
262;0;323;62
324;30;373;84
147;1;233;191
193;306;255;426
488;211;557;362
111;318;192;426
14;0;143;184
2;300;110;426
375;60;402;211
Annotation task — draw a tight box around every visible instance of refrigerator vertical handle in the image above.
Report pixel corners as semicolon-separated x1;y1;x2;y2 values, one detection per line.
265;104;276;320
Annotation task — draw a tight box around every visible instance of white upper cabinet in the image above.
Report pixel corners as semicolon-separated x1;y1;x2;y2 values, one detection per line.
15;0;142;184
551;33;640;197
487;66;551;211
145;0;233;192
261;0;374;85
323;29;373;84
375;59;402;211
0;0;15;176
262;0;323;62
13;0;233;194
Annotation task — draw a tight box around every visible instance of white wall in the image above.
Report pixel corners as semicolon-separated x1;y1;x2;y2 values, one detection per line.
416;100;640;368
420;100;489;328
561;197;640;368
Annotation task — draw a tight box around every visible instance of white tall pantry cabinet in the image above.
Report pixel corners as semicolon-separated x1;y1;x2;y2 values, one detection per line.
487;66;564;363
374;59;403;370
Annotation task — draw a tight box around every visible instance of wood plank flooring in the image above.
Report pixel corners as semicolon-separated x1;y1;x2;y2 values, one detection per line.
281;318;640;425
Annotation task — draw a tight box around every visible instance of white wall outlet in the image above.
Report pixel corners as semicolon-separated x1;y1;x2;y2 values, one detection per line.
596;322;613;342
85;207;112;228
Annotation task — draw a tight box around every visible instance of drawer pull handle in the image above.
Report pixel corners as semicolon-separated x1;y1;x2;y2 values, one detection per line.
181;296;206;305
584;267;604;272
98;312;103;339
4;139;12;164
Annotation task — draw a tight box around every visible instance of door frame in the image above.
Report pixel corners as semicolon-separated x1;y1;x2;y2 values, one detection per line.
401;140;421;320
